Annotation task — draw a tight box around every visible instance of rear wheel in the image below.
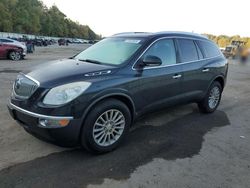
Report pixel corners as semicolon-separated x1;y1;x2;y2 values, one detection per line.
198;81;222;113
81;99;131;153
9;51;21;61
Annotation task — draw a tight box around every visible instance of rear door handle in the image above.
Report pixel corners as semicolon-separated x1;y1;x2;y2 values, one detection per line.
172;74;182;79
202;68;210;72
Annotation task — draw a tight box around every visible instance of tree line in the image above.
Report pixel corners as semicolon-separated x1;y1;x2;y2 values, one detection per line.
0;0;248;43
0;0;100;39
204;34;250;48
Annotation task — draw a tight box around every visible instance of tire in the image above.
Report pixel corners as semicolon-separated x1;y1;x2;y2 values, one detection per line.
8;51;21;61
81;99;131;153
198;81;222;113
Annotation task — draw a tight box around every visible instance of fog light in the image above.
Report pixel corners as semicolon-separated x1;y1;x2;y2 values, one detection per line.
39;118;70;128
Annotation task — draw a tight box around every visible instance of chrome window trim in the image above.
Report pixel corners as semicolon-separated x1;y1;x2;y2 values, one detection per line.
8;101;74;120
132;36;222;70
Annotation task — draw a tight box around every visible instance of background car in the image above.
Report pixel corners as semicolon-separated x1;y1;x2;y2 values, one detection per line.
0;42;24;60
58;38;68;46
0;37;27;55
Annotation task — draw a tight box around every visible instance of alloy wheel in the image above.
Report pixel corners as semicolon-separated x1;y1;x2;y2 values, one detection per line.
93;109;125;147
10;51;21;61
208;86;221;109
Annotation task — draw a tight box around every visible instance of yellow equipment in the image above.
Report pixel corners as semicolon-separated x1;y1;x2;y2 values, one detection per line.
223;41;249;60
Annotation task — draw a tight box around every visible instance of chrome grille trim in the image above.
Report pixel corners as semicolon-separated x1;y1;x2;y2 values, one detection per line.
13;74;40;100
25;74;40;87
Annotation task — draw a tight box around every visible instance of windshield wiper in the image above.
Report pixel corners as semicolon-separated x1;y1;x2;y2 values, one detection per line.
78;59;102;64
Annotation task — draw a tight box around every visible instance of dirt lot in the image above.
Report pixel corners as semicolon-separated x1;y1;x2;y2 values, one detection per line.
0;45;250;188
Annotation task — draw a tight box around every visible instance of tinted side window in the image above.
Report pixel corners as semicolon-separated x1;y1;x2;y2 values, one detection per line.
143;39;176;66
198;40;220;58
177;39;199;62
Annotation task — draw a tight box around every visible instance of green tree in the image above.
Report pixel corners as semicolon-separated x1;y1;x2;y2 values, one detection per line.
217;35;230;47
0;0;100;39
0;2;13;31
246;38;250;48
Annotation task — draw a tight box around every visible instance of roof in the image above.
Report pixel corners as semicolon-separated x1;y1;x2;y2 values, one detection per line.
112;31;208;40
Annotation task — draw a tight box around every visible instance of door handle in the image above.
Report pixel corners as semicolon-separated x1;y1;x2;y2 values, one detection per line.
202;68;210;72
172;74;182;79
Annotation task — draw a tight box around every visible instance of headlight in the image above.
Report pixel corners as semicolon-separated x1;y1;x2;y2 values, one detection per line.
43;82;91;105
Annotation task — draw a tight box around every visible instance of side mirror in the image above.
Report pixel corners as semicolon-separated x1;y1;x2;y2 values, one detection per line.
142;55;162;67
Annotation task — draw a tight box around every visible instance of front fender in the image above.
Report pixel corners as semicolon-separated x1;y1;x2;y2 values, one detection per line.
80;88;136;124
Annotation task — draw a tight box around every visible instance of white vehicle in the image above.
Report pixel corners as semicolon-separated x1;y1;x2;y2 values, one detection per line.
0;38;27;55
82;39;89;44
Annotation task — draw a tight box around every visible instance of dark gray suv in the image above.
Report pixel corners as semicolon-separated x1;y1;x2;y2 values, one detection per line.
8;32;228;153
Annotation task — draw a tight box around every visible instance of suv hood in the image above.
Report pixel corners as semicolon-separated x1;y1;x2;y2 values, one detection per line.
24;59;116;87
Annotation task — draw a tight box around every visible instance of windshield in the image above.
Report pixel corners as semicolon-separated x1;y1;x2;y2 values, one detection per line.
74;37;144;65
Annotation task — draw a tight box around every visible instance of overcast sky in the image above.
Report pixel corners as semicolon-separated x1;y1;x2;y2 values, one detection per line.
41;0;249;37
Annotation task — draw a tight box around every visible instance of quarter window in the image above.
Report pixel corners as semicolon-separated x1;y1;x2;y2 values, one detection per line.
143;39;176;66
177;39;199;62
197;40;221;58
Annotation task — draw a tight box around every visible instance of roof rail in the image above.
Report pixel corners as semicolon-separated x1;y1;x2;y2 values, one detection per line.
155;31;208;39
112;32;150;36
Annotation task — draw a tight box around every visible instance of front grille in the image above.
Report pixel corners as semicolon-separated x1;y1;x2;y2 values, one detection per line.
13;74;39;99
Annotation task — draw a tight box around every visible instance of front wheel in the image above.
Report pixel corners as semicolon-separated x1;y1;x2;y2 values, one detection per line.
81;99;131;153
198;81;222;113
9;51;21;61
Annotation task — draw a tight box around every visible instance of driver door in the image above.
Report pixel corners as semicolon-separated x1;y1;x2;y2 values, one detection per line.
133;38;184;114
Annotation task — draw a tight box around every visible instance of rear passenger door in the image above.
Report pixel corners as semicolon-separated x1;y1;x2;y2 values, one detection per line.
196;40;223;93
176;38;206;101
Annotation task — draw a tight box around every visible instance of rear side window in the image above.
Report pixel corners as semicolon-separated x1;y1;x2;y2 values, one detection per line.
198;40;221;58
177;39;199;62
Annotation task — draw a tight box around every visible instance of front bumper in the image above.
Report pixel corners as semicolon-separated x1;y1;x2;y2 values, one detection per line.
7;102;82;146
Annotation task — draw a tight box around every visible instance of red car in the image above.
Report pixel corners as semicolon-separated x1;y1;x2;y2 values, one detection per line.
0;42;25;61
